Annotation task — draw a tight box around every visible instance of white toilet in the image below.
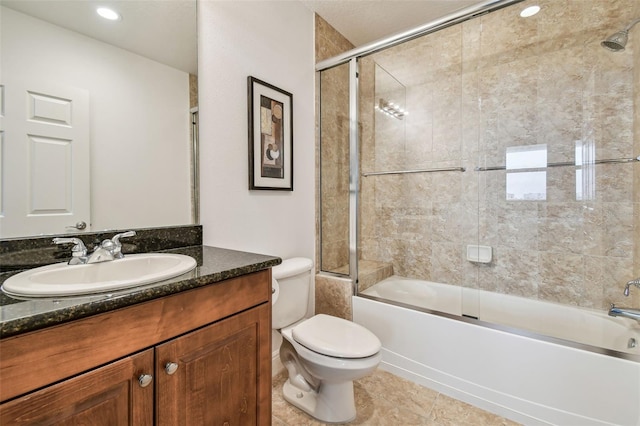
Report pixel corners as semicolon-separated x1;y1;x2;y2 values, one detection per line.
272;257;381;423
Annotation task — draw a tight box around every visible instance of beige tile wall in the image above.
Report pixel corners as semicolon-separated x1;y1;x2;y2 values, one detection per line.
357;0;640;310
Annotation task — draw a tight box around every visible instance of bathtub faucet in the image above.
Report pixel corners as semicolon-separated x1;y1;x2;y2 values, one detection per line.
624;278;640;296
608;304;640;322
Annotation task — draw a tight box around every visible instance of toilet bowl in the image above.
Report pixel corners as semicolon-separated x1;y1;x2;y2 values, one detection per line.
279;315;381;422
272;258;381;423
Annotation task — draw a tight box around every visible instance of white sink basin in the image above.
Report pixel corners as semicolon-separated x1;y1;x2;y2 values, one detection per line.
2;253;197;297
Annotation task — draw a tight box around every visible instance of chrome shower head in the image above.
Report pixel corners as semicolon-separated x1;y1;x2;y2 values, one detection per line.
602;18;640;52
601;30;628;51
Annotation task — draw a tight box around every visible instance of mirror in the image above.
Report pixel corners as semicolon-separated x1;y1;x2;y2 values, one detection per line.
0;0;197;239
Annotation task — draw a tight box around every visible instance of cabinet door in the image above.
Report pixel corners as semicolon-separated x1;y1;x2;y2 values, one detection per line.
0;349;154;425
156;303;271;425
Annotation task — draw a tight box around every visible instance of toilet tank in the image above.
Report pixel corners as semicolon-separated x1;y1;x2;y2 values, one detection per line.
272;257;313;329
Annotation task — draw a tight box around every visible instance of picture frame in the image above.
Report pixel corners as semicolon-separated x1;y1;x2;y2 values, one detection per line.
247;76;293;191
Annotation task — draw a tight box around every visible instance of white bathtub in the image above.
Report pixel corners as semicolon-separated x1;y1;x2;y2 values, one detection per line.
356;276;640;425
362;276;640;355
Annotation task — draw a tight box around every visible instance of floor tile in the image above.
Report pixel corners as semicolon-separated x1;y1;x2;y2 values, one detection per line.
272;369;521;426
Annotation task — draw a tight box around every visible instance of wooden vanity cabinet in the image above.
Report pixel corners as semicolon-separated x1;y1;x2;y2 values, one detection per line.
0;269;272;425
0;349;155;425
157;304;268;425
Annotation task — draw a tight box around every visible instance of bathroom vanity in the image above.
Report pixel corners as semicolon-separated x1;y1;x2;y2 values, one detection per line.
0;245;279;425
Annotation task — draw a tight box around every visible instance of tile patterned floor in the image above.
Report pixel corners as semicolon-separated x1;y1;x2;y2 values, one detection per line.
272;369;521;426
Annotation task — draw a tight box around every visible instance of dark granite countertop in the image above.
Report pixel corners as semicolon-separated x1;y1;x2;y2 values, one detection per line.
0;245;281;339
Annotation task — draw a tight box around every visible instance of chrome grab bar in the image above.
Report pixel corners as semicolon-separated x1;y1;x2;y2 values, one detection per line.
475;156;640;172
360;156;638;176
362;166;466;177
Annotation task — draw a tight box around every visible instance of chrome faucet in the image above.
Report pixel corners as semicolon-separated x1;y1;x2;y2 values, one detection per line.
624;278;640;296
607;278;640;322
86;239;116;264
53;231;136;265
609;304;640;322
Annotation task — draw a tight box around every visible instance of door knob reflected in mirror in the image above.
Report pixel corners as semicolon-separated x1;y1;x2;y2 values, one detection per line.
66;221;87;230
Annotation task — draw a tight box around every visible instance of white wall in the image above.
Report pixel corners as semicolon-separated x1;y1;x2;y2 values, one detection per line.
198;1;316;261
1;7;192;235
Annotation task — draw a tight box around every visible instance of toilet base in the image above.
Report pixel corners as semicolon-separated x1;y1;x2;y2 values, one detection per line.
282;378;356;423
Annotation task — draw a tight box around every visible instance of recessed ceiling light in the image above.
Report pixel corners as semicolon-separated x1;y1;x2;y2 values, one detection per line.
97;7;121;21
520;5;540;18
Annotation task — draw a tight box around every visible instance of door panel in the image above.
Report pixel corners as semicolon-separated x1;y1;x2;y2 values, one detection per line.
156;304;271;425
0;349;154;425
1;82;90;237
29;135;72;213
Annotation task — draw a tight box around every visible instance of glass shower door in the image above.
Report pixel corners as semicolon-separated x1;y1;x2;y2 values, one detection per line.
318;62;351;275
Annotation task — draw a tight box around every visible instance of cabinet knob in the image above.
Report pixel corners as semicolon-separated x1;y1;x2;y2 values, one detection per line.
138;374;153;388
165;362;179;375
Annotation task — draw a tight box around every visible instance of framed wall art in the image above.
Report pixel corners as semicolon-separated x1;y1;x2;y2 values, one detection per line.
247;76;293;191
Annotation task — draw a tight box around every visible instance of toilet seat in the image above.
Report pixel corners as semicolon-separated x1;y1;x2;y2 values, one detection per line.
292;314;381;359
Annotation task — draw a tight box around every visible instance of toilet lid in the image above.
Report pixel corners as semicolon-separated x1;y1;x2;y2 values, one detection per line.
291;314;381;359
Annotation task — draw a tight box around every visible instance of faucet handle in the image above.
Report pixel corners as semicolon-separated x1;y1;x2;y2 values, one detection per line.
53;237;87;253
52;237;88;264
111;231;136;259
112;230;136;246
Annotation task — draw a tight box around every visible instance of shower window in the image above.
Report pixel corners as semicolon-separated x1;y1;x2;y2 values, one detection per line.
505;144;547;201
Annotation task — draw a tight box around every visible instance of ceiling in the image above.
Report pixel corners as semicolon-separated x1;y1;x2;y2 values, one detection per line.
302;0;479;47
1;0;482;74
1;0;197;74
